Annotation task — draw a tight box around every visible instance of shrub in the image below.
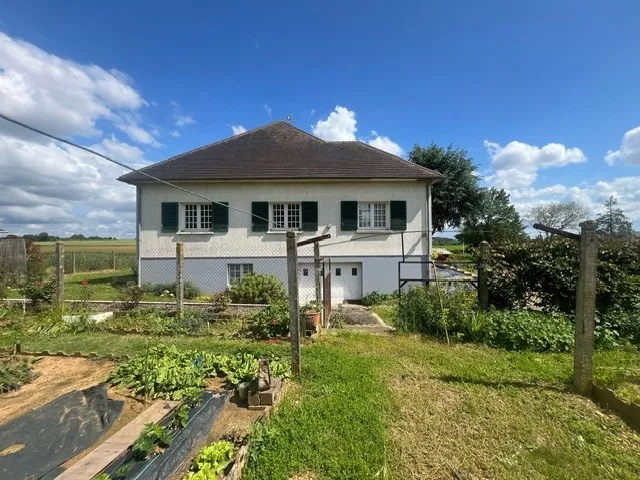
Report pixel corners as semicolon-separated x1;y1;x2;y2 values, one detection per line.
249;302;290;338
396;286;478;338
132;423;172;460
119;282;144;310
483;309;574;353
0;358;36;393
21;279;55;307
488;237;640;315
362;291;394;306
228;273;286;304
25;239;46;281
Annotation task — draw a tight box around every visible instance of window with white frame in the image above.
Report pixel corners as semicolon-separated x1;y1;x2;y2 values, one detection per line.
270;203;301;231
182;204;212;231
228;263;253;284
358;202;388;229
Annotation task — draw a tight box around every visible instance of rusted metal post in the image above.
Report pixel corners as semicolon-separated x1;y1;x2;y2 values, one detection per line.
314;242;321;306
176;242;184;318
287;231;301;376
55;242;64;304
574;221;598;396
477;241;489;311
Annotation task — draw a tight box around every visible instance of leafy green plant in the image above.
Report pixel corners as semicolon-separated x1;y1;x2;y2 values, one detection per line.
228;273;286;304
170;404;191;430
21;279;55;307
248;302;289;339
132;423;172;460
185;440;235;479
113;461;134;480
107;344;291;399
482;309;574;353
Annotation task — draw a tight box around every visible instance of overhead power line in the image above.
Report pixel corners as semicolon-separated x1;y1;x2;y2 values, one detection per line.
0;112;270;223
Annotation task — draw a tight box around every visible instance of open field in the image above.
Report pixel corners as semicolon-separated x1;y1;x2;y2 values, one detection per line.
35;239;135;253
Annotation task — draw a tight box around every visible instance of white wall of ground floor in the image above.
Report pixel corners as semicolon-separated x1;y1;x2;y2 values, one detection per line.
139;255;427;302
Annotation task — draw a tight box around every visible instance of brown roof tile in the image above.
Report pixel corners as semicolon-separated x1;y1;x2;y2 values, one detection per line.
118;121;442;184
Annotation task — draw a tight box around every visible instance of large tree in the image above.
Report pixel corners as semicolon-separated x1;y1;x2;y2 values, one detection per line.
456;188;526;245
595;196;634;238
527;201;589;235
408;143;484;233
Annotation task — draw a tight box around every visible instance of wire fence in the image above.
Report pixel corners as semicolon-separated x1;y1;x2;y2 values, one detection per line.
43;251;137;274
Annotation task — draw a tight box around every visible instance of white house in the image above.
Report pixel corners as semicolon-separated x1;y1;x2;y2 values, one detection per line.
118;122;442;302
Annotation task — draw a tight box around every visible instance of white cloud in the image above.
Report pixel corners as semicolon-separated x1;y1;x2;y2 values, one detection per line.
367;130;404;156
90;135;145;162
484;140;587;189
263;104;272;118
506;178;640;229
231;125;247;135
312;105;357;141
0;32;154;236
0;32;149;139
169;130;181;138
86;210;118;222
605;125;640;166
174;115;195;127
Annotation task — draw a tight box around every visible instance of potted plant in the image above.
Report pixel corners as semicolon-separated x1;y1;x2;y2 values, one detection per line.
304;301;322;327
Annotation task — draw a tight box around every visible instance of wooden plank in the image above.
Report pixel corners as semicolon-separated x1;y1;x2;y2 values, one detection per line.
532;223;581;241
57;400;179;480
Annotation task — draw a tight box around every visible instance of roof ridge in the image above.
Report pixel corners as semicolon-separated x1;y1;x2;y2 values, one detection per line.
328;139;443;178
120;121;319;180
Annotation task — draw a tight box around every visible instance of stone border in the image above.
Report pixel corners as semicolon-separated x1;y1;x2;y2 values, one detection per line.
592;384;640;433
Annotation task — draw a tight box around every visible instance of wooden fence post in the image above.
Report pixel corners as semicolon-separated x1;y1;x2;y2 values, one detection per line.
55;242;64;304
574;221;598;396
287;231;301;376
112;250;117;271
176;242;184;318
72;251;76;274
314;242;321;305
477;241;490;311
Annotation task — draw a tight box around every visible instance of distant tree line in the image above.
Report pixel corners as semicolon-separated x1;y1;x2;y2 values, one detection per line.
2;232;119;241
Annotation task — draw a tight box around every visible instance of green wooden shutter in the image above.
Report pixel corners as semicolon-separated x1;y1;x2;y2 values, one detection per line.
161;202;179;233
212;202;229;232
390;201;407;231
301;201;318;232
341;201;358;231
252;202;269;232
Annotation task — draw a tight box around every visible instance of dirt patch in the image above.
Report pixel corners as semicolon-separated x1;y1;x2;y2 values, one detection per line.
206;392;265;443
0;356;116;424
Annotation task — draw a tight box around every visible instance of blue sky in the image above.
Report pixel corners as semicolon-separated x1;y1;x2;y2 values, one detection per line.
0;0;638;236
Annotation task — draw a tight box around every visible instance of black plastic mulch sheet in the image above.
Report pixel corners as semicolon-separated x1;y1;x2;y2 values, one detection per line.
0;384;123;479
102;391;228;480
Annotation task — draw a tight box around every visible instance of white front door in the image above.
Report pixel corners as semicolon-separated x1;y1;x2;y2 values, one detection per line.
298;264;316;305
331;262;363;303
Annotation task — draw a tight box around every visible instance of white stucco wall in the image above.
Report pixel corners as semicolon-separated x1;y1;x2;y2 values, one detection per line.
138;180;432;259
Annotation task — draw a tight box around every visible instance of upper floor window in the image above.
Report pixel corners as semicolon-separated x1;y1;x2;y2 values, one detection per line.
270;203;301;231
183;203;212;231
358;202;388;230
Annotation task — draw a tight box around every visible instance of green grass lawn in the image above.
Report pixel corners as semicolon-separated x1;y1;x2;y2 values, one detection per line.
244;333;640;480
